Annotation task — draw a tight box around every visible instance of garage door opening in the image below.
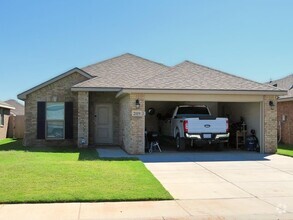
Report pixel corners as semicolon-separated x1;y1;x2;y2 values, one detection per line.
145;101;263;153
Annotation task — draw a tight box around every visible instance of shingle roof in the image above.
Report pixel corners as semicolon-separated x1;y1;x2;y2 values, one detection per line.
73;53;169;89
0;101;15;110
269;74;293;99
74;53;283;94
132;61;282;92
18;53;287;98
5;99;24;115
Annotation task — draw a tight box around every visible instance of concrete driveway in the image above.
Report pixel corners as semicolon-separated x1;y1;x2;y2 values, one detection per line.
143;151;293;218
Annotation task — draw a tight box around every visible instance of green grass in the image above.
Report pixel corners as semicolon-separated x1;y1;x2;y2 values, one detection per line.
277;144;293;157
0;138;172;203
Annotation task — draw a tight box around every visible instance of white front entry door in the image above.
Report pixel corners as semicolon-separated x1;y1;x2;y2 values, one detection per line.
95;104;113;144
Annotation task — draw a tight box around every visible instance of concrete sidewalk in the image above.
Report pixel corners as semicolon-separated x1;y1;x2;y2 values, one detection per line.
1;200;292;220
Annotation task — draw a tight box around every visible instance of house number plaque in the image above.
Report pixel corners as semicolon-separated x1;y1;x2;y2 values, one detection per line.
132;110;143;117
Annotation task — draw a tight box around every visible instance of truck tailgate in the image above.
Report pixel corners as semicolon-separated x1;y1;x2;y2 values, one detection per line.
187;118;227;133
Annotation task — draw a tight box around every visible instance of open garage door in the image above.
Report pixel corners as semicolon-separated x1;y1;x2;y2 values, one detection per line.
144;96;263;153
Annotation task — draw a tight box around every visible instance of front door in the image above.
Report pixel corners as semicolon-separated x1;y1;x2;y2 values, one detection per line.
95;104;113;144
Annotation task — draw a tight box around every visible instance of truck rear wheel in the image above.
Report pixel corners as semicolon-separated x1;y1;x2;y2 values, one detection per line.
176;133;186;151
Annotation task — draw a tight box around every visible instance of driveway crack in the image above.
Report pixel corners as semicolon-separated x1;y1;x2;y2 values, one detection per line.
77;203;81;220
174;199;193;217
256;160;293;176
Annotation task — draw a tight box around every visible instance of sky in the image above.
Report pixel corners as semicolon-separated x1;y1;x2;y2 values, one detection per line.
0;0;293;102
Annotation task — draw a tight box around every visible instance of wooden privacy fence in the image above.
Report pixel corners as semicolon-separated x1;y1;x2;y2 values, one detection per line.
7;115;25;139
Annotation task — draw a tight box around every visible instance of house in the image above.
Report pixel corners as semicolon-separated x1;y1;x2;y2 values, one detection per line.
5;99;25;139
5;99;24;116
269;74;293;145
18;53;286;154
0;101;15;140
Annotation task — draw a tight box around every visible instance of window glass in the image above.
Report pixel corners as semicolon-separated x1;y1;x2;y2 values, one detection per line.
46;103;64;139
177;107;209;115
46;103;64;120
47;121;64;139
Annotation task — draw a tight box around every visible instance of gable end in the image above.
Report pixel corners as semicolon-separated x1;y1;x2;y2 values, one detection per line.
17;68;93;100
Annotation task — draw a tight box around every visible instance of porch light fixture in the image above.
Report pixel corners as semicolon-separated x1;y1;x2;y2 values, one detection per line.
269;100;275;110
135;99;140;109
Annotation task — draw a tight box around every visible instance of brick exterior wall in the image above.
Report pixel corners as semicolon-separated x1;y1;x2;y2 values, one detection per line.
0;109;10;139
23;72;89;147
263;95;278;153
23;76;280;154
277;101;293;145
77;91;89;147
89;92;119;145
119;93;145;154
119;95;131;151
123;95;279;154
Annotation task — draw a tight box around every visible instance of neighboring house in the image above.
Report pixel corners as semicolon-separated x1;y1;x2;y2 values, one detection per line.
18;53;286;154
269;74;293;145
5;99;24;116
5;99;25;139
0;101;15;140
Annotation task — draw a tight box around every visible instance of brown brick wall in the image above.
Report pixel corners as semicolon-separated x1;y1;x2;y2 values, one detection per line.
277;101;293;145
119;93;145;154
264;95;278;153
77;91;89;147
23;72;89;147
119;95;131;151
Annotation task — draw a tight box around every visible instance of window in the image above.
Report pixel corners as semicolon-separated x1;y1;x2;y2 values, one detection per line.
0;108;4;126
46;102;64;139
177;107;210;116
37;101;73;140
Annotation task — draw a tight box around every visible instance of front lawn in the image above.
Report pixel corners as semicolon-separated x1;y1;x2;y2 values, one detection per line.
277;144;293;157
0;138;172;203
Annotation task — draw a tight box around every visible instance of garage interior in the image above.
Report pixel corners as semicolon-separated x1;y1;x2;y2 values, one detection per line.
145;100;263;153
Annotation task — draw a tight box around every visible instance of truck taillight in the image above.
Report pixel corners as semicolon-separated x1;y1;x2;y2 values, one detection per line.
226;120;229;133
183;120;188;133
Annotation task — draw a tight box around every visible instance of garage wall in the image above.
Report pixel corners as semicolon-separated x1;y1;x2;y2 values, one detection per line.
263;95;278;153
219;102;261;143
119;93;145;154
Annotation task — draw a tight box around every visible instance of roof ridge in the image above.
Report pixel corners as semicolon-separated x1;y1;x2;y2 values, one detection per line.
126;53;169;67
82;53;169;70
81;53;128;70
179;60;284;91
270;73;293;83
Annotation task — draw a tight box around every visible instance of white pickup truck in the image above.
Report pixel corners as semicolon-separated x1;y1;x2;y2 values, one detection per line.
161;105;229;150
